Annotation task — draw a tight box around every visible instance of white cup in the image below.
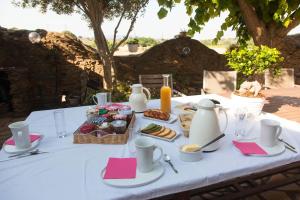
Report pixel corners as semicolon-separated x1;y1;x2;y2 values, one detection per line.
8;121;31;149
92;92;111;106
135;137;163;173
260;119;282;147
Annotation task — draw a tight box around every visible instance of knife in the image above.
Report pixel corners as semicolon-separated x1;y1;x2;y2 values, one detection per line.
0;151;48;162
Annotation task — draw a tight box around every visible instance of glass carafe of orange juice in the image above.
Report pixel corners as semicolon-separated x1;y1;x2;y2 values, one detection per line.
160;74;172;113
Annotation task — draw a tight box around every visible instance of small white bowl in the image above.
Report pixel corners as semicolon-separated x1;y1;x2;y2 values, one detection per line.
179;145;203;162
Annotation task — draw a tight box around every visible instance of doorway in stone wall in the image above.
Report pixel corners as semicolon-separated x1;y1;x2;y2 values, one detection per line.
0;71;12;114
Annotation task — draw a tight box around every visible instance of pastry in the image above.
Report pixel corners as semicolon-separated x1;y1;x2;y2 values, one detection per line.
144;109;170;121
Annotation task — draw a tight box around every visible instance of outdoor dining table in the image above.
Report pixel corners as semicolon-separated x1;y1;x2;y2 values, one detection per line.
1;94;300;200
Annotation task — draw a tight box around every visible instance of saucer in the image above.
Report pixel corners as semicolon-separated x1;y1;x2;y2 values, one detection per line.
237;138;285;157
3;134;44;154
101;162;164;188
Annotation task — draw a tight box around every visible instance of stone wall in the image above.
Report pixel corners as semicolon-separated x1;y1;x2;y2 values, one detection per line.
0;27;103;115
114;37;229;94
280;34;300;85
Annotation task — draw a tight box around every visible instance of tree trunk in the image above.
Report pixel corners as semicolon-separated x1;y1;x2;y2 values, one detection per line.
236;0;292;49
91;21;114;90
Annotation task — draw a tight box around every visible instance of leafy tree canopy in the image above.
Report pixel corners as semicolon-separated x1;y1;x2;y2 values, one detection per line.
14;0;147;21
14;0;148;89
158;0;300;46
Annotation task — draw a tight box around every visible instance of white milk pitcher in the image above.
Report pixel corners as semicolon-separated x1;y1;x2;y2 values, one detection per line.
189;99;228;152
129;84;151;112
8;121;31;149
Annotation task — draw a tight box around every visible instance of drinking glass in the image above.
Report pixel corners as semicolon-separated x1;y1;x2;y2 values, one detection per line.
54;110;67;138
127;126;138;155
234;107;248;140
121;126;138;157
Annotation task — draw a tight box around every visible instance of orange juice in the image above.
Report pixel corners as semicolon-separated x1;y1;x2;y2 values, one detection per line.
160;75;172;113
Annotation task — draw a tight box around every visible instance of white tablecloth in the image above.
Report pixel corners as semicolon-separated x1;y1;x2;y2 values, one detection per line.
1;95;300;200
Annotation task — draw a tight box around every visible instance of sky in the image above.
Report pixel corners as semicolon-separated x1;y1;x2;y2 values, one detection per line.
1;1;300;40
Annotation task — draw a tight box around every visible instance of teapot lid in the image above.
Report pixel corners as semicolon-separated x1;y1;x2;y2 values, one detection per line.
131;84;142;88
198;99;216;109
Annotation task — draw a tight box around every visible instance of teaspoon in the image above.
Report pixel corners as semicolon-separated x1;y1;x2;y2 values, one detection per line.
163;154;178;174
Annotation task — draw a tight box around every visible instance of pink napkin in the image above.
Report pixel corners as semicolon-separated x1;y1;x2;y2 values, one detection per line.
103;158;137;179
5;134;41;145
233;140;268;155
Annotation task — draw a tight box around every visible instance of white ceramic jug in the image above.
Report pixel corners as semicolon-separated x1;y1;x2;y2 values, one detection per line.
189;99;228;152
129;84;151;112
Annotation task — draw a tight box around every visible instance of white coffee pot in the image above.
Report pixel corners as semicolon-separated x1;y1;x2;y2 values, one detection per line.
129;84;151;112
189;99;228;152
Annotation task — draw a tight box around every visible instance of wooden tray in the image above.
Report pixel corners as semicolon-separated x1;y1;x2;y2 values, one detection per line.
73;114;135;144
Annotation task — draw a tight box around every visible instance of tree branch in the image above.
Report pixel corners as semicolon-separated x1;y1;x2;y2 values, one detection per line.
276;10;300;38
110;1;148;55
73;0;88;16
111;1;128;53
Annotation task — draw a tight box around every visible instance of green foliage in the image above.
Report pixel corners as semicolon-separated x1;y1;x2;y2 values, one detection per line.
14;0;149;21
225;45;284;80
111;81;132;102
126;37;160;47
136;37;159;47
126;38;139;45
158;0;300;45
14;0;149;53
83;81;131;104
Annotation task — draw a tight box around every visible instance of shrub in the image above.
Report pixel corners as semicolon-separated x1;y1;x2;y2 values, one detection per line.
126;38;139;45
83;81;132;104
138;37;159;47
225;45;284;83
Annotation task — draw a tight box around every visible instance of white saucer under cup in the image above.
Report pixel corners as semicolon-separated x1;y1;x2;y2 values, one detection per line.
3;134;44;154
102;162;164;188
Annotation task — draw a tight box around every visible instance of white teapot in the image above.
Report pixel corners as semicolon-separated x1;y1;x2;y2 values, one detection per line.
189;99;228;152
129;84;151;112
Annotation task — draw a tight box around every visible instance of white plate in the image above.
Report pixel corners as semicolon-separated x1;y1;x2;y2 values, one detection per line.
101;162;164;188
237;138;286;157
3;134;44;154
139;131;180;142
142;113;177;124
138;125;180;142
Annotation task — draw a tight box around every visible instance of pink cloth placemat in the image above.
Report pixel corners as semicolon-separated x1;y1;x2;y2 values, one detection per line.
5;134;41;145
103;157;137;179
233;140;268;155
